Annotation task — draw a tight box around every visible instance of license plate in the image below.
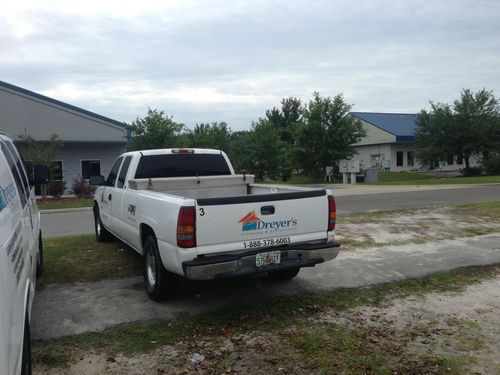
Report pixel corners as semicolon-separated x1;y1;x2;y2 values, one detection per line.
256;251;281;267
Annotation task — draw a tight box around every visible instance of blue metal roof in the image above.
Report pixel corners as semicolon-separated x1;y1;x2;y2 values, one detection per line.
351;112;417;142
0;80;125;128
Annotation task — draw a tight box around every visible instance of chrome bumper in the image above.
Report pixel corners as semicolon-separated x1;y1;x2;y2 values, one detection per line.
183;241;340;281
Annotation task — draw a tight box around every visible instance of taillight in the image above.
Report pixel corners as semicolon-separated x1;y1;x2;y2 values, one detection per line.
327;195;336;231
172;149;194;154
177;206;196;248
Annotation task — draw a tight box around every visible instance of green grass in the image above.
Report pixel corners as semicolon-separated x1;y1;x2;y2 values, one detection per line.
37;198;94;210
375;172;500;185
40;234;142;286
258;172;500;186
33;263;500;371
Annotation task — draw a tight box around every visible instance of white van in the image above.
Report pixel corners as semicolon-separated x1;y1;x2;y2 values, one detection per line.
0;133;44;375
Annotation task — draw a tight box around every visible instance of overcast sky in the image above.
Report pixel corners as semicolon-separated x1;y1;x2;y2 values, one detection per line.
2;0;500;130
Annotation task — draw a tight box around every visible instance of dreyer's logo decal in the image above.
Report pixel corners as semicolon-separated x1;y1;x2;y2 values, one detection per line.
0;183;16;212
238;210;298;235
239;210;261;231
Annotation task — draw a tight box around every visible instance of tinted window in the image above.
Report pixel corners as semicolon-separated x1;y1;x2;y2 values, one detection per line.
1;141;27;207
117;156;132;188
107;157;123;187
135;154;231;179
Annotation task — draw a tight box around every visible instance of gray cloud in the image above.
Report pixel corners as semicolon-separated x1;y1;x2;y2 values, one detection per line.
1;0;500;130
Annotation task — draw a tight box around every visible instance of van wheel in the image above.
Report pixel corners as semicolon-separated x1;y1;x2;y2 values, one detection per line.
269;267;300;281
94;207;112;242
143;235;178;301
21;313;32;375
36;231;43;278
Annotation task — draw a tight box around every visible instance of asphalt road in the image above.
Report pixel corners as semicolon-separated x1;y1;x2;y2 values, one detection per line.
335;184;500;214
41;184;500;237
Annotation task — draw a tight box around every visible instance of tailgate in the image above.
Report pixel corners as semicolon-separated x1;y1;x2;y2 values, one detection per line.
195;190;329;255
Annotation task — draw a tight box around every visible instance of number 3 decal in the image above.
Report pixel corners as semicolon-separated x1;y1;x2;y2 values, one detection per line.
199;208;205;216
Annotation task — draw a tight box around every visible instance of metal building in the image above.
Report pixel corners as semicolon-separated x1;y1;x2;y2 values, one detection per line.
0;80;128;191
351;112;466;172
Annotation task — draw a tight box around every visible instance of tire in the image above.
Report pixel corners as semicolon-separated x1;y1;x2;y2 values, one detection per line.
269;267;300;281
94;206;112;242
21;313;32;375
36;231;43;279
143;235;178;301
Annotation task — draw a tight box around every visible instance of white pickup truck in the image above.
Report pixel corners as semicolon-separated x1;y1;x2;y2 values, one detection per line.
92;148;340;301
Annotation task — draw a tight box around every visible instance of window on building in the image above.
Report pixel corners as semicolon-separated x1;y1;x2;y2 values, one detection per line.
396;151;404;167
81;160;101;179
370;154;384;167
446;154;454;165
407;151;415;167
51;161;63;180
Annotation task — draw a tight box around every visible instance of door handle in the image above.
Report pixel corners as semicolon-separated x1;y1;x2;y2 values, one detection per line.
108;194;112;201
261;206;275;215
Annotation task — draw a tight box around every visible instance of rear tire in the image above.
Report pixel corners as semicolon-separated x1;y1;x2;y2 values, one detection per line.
21;313;32;375
36;231;43;279
94;206;112;242
269;267;300;281
143;235;178;301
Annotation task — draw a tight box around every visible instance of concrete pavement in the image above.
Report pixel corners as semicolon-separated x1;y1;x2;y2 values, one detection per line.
32;233;500;340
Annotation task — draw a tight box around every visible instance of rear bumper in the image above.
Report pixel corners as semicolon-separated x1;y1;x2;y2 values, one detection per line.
183;241;340;280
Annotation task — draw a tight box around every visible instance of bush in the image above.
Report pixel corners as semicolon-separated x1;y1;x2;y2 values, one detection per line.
48;180;66;199
482;155;500;175
461;167;483;176
70;177;96;198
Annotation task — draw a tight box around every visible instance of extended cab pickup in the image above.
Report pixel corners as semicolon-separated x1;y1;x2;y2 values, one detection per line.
92;148;340;300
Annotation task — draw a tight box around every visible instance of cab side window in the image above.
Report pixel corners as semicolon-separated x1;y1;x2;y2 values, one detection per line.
0;140;28;207
117;156;132;189
106;157;123;187
4;141;30;193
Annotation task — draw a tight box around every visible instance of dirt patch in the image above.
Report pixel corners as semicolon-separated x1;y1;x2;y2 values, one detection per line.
337;207;500;250
34;276;500;375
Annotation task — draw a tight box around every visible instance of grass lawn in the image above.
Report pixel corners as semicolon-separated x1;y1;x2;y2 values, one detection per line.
36;197;94;210
259;172;500;186
40;234;142;286
375;171;500;185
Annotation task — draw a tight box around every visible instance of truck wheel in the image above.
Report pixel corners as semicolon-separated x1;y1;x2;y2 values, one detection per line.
21;313;32;375
143;235;178;301
94;207;112;242
36;231;43;279
269;267;300;281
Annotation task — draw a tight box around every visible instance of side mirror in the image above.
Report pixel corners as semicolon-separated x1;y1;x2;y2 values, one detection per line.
89;175;105;186
34;165;50;185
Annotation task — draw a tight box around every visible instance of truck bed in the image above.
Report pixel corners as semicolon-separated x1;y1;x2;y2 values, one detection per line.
128;174;321;200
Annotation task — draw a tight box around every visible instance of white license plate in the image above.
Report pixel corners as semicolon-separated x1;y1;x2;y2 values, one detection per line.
256;251;281;267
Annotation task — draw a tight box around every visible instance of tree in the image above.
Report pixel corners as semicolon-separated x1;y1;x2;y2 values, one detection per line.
295;92;366;178
246;119;286;180
127;108;185;150
18;133;62;174
416;89;500;174
188;122;232;153
264;98;303;181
